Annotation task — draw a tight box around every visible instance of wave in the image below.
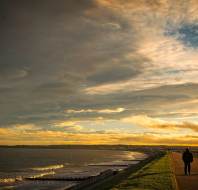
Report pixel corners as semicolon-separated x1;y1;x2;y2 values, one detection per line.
0;176;22;184
0;171;56;184
28;171;56;179
31;164;64;171
0;165;63;184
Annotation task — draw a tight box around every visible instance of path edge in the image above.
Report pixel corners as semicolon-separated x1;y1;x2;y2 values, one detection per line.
169;152;179;190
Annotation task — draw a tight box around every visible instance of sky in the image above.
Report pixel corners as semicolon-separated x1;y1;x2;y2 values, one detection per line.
0;0;198;145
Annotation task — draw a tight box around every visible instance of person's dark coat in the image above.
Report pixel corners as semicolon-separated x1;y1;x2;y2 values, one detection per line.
182;149;193;163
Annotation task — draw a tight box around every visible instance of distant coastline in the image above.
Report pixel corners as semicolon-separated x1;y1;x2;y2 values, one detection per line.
1;144;197;151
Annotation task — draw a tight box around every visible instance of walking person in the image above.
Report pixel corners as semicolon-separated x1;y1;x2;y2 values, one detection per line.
182;148;193;176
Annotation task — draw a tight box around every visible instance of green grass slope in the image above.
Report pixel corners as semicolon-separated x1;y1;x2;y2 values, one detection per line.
111;153;175;190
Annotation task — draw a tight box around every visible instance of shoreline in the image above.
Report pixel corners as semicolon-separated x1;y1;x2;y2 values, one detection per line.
66;151;163;190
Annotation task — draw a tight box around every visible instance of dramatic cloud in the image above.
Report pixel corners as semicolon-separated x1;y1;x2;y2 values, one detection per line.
0;0;197;145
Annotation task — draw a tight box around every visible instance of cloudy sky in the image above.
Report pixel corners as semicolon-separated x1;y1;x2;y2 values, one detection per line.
0;0;198;145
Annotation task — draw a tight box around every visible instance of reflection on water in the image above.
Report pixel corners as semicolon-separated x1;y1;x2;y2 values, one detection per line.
31;164;64;171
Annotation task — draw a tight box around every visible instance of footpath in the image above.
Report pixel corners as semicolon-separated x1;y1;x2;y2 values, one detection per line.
171;152;198;190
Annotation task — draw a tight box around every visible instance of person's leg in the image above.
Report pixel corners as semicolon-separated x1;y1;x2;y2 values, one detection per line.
188;162;191;175
184;162;187;175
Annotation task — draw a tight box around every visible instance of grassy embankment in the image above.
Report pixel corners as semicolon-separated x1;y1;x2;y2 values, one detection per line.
110;152;176;190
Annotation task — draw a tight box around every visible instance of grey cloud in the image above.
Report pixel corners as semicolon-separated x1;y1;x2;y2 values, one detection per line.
0;0;141;126
0;0;197;130
46;83;198;121
87;65;141;85
0;67;28;80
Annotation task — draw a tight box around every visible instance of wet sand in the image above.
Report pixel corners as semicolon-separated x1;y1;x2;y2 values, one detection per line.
171;152;198;190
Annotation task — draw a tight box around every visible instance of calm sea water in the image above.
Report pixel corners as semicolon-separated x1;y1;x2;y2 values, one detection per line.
0;148;146;190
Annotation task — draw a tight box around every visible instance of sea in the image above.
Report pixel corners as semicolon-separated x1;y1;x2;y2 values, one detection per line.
0;148;147;190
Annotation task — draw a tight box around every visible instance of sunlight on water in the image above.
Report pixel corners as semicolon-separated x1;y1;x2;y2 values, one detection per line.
0;176;22;183
28;171;56;179
0;171;56;184
31;164;64;171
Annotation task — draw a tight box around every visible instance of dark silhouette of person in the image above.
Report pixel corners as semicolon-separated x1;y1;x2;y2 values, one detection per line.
182;148;193;175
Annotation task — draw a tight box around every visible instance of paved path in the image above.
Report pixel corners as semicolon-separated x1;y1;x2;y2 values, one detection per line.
171;152;198;190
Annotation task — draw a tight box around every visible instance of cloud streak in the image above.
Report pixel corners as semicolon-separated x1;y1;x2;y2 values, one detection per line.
65;108;125;114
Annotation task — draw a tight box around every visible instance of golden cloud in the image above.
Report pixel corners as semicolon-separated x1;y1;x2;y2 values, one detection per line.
122;115;198;132
65;108;125;114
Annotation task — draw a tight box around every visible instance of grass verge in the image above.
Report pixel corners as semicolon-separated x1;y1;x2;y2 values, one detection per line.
110;152;175;190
